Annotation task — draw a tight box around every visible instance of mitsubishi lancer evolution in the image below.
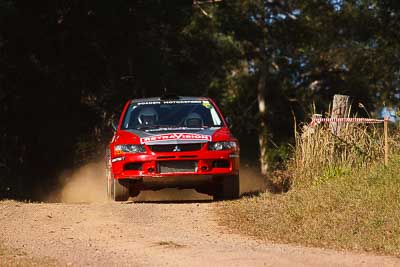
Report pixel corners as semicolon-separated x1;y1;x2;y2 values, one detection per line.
106;96;240;201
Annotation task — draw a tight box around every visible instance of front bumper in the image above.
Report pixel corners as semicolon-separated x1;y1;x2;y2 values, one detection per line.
111;149;239;180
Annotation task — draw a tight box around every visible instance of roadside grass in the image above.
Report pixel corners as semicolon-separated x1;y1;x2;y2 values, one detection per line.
217;123;400;256
0;243;60;266
217;157;400;255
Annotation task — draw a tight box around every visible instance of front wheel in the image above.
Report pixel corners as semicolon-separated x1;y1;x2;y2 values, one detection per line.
106;151;130;201
108;172;130;201
113;178;130;201
213;175;240;200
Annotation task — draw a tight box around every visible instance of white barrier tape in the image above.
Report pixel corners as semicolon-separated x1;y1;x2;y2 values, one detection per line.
311;117;385;126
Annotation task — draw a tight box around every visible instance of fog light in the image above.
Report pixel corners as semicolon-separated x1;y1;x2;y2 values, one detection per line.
147;167;155;173
201;166;208;171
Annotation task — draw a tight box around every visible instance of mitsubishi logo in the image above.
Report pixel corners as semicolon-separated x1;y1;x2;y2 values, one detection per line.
173;145;181;152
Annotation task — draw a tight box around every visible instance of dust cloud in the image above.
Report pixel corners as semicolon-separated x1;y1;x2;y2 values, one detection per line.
48;161;107;203
239;165;267;195
47;161;267;203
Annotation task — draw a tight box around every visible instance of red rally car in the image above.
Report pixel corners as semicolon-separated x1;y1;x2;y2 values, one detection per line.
106;96;240;201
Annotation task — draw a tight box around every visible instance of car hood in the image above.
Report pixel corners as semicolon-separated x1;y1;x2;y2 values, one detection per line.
115;128;231;145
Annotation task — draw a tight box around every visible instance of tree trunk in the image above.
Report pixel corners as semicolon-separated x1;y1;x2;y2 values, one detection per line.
330;94;350;135
257;64;268;175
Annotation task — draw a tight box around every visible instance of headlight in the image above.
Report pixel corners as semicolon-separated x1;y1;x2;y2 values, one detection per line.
208;141;237;151
114;144;146;154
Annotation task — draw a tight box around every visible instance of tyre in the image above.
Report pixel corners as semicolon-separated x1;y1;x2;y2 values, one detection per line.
106;149;130;201
106;150;113;200
113;178;130;201
213;175;240;200
106;166;113;200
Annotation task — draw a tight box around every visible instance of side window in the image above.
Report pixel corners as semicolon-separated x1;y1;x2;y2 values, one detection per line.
128;108;139;128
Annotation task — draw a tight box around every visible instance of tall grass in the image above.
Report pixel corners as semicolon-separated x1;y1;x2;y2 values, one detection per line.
217;155;400;256
217;116;400;255
291;120;399;184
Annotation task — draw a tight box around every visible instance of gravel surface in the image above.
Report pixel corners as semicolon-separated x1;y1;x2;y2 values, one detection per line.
1;191;399;267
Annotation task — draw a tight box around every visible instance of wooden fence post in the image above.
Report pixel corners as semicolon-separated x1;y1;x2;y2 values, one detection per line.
384;117;389;166
330;94;350;135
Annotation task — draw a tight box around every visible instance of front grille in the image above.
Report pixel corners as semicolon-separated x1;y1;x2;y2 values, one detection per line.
158;161;198;173
149;143;203;152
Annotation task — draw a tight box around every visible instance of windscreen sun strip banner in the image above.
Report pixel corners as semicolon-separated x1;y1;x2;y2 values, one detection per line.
140;133;212;144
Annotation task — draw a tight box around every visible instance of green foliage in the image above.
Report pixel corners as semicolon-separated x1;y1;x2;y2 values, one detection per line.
267;144;291;170
315;166;352;185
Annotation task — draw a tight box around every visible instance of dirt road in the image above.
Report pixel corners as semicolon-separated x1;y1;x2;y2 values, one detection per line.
1;191;399;267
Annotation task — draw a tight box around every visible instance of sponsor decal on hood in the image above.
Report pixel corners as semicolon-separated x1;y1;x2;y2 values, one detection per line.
140;133;212;144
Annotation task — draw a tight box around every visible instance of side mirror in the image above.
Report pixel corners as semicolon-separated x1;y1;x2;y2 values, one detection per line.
111;120;119;131
225;117;233;129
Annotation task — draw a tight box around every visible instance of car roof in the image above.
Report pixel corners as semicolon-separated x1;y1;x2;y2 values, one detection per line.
131;96;210;103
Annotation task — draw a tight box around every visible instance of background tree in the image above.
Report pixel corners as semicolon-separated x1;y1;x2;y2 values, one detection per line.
204;0;400;173
1;0;400;199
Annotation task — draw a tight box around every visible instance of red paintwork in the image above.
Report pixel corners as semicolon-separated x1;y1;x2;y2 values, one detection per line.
108;97;239;182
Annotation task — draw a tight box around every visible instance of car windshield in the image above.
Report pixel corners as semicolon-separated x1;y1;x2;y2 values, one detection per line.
121;100;223;130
